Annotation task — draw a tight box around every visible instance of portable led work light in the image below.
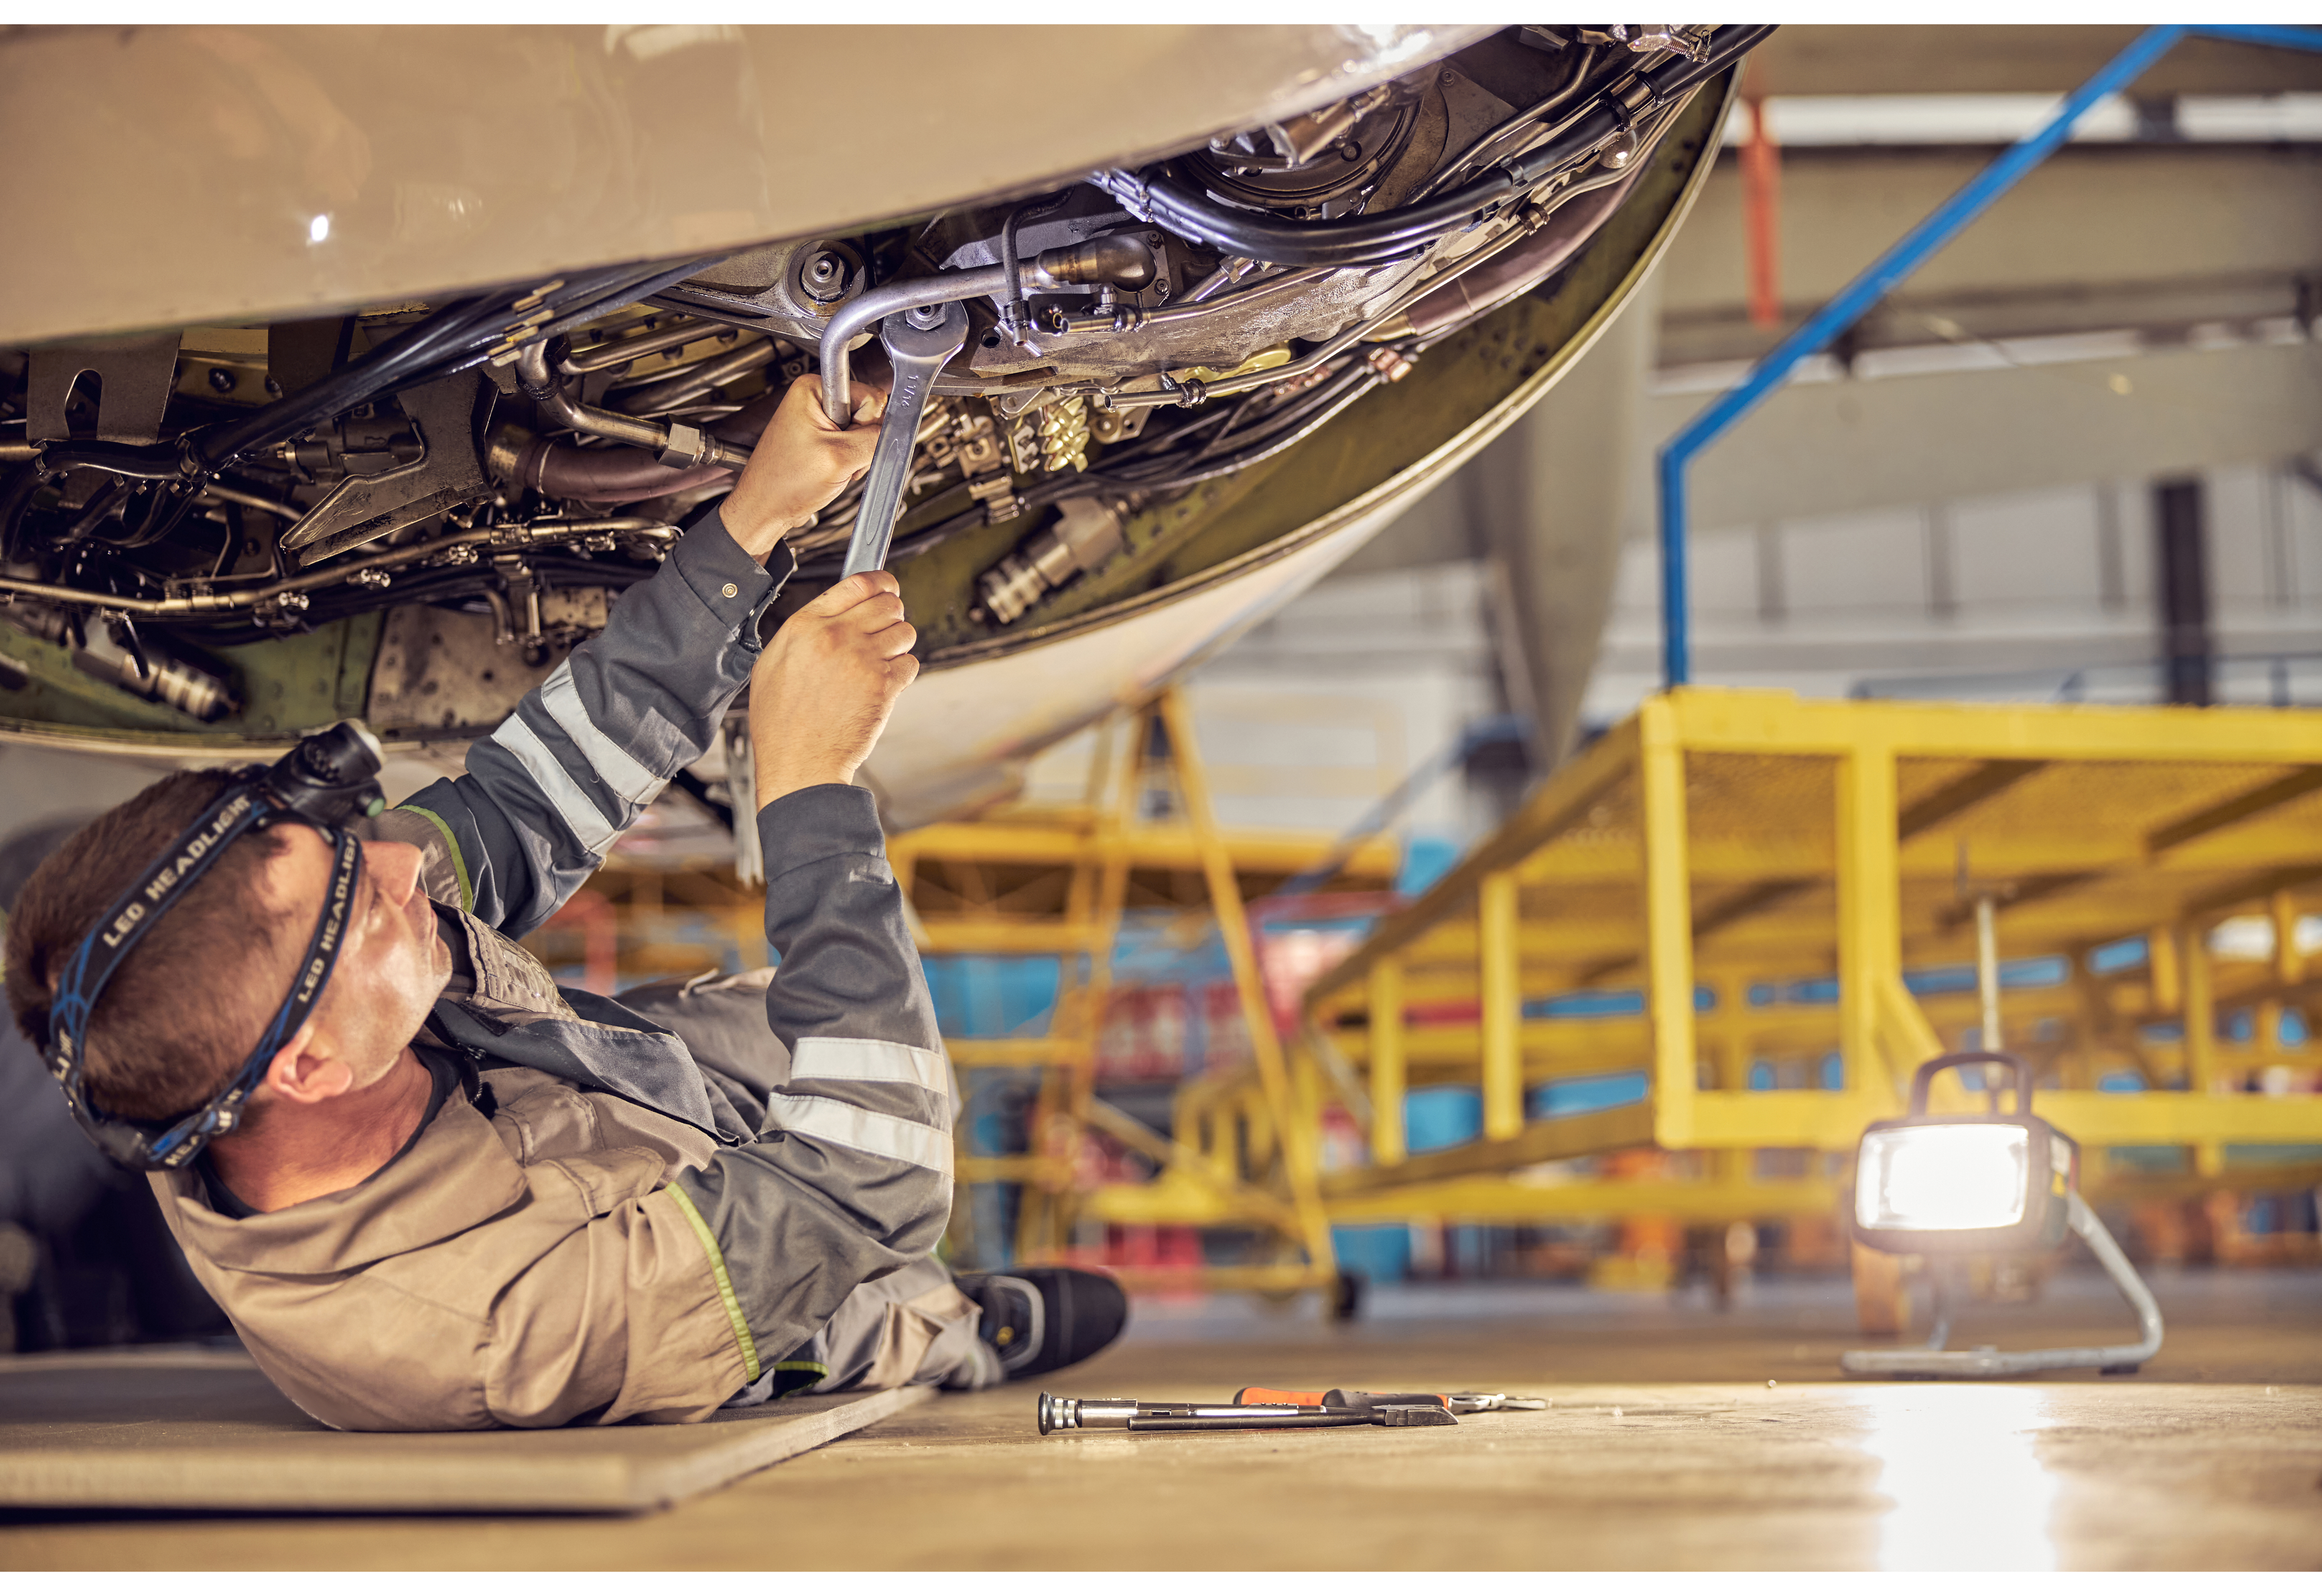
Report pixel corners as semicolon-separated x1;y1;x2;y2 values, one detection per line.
1854;1056;2076;1255
1840;1051;2163;1380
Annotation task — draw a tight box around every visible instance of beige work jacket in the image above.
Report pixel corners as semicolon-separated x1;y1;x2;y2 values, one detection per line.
150;1063;747;1431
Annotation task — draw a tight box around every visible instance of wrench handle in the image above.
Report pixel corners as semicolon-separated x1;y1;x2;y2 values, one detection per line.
840;303;968;579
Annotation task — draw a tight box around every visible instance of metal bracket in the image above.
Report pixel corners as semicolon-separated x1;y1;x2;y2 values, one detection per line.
28;333;184;445
282;374;493;566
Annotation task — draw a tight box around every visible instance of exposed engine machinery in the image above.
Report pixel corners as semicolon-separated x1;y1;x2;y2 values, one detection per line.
0;26;1765;730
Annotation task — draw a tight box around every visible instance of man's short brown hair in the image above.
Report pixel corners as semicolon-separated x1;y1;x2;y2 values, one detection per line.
5;769;295;1122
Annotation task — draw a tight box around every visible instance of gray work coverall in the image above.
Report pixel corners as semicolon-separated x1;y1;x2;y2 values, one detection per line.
148;510;990;1431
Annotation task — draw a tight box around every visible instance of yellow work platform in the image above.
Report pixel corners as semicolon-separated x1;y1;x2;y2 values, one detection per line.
1301;689;2322;1218
896;689;1395;1294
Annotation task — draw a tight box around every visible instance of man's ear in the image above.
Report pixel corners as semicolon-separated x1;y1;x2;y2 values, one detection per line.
261;1020;356;1107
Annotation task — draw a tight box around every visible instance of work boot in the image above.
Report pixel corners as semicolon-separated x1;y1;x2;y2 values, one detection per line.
956;1268;1128;1379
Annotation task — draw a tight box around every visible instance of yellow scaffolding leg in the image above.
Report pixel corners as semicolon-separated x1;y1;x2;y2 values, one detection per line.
1368;957;1407;1168
1479;869;1523;1142
1158;689;1337;1280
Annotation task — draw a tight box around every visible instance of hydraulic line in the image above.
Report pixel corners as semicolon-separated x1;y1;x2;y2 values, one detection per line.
31;258;723;488
1000;191;1077;344
0;519;673;618
514;342;753;471
1418;42;1606;201
1104;25;1772;268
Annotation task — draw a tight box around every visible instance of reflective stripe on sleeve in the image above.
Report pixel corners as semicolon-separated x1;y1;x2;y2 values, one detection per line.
490;713;621;857
539;661;670;810
763;1094;954;1175
791;1037;949;1095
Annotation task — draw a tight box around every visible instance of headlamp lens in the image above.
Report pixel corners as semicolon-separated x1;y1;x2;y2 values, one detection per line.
1856;1122;2032;1233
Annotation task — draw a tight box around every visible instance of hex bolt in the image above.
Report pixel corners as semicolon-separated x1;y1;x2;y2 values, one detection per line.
207;367;237;394
801;250;850;303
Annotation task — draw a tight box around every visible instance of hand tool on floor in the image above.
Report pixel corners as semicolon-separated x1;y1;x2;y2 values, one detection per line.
1234;1386;1552;1414
1038;1392;1456;1435
838;299;969;577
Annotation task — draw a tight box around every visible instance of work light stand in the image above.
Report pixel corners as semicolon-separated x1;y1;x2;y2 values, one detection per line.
1840;1194;2165;1378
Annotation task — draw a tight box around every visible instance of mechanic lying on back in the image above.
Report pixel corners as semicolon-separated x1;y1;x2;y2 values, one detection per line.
2;373;1124;1430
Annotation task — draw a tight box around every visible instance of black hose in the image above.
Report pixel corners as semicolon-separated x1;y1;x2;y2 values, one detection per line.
1113;25;1773;268
202;257;710;467
1422;42;1605;200
196;293;513;467
33;439;187;479
1000;192;1076;343
0;462;45;564
446;254;735;375
1087;373;1382;493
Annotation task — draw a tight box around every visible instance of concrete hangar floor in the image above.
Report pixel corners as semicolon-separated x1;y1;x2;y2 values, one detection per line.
3;1266;2316;1572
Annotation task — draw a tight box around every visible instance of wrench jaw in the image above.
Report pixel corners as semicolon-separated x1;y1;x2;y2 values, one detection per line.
838;301;971;579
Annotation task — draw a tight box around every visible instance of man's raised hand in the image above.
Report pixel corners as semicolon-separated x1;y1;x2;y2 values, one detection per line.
720;374;887;563
748;570;919;807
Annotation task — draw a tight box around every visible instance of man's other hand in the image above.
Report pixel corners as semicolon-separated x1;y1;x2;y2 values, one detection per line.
721;374;887;563
748;570;918;806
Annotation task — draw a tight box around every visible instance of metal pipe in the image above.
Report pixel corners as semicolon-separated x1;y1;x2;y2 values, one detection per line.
1054;264;1337;337
1418;42;1603;201
515;343;752;471
1975;895;2003;1054
511;437;732;503
1093;205;1562;412
610;337;774;414
0;518;672;617
1;605;240;720
816;239;1159;428
1654;23;2227;687
818;265;1011;427
561;316;720;376
200;481;307;521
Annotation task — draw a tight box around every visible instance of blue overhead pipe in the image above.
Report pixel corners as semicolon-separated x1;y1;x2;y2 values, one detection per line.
1653;23;2322;688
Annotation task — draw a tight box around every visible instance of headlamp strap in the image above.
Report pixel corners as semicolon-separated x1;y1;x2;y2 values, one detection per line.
44;778;367;1171
143;826;365;1166
43;775;272;1089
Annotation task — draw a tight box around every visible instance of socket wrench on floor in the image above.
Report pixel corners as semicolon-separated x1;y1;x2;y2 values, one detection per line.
838;300;969;578
1038;1393;1456;1433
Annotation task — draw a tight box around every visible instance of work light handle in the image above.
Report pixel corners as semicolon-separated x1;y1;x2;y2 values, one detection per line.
1909;1050;2033;1117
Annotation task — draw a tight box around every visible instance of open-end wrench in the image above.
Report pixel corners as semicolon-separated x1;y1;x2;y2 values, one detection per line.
839;300;969;578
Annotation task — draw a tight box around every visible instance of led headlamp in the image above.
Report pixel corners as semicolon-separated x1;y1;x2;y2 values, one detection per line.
42;721;387;1171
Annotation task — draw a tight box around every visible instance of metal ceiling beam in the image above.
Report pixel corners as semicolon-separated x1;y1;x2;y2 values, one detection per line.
1656;24;2322;688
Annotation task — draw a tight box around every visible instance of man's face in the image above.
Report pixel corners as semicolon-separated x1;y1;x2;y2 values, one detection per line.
260;828;452;1088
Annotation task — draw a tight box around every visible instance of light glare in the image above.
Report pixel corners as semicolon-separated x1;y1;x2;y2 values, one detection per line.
309;214;331;244
1859;1122;2029;1232
1860;1385;2059;1570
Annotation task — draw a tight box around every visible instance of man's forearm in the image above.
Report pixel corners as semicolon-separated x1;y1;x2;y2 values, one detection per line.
389;510;789;935
666;783;953;1369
